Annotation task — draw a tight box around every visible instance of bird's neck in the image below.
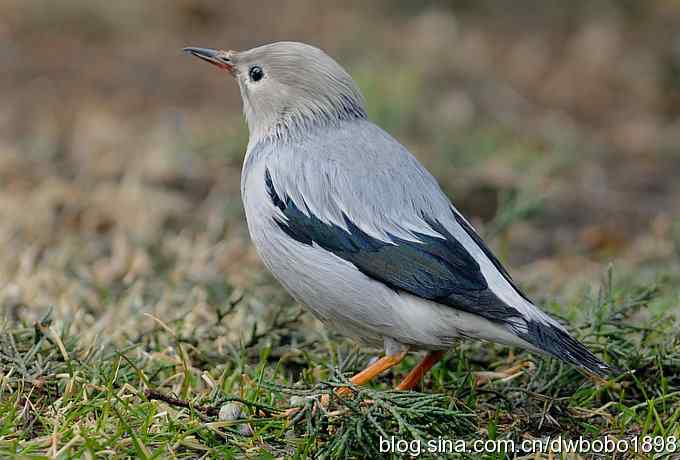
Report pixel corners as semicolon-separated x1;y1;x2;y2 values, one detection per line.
245;99;367;146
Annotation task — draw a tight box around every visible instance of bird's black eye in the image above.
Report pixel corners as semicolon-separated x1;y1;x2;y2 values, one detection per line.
249;66;264;82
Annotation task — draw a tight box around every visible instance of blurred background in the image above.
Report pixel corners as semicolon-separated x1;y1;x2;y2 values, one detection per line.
1;0;679;342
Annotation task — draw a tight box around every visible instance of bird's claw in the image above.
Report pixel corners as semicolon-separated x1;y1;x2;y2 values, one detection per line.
278;393;331;420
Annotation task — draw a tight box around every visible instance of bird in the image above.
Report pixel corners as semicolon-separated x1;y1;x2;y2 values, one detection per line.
183;41;615;394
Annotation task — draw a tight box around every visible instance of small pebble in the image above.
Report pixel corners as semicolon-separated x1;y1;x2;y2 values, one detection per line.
219;402;243;421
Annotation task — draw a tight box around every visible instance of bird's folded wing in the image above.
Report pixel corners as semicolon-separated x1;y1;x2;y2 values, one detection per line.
263;160;527;327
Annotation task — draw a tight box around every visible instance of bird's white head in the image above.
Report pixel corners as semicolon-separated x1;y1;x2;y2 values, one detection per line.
184;41;366;143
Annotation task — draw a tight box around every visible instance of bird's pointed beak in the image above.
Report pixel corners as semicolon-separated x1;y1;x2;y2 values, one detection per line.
183;47;235;74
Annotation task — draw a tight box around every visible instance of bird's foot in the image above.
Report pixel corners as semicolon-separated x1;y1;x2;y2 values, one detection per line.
278;393;331;420
279;385;366;420
278;350;410;421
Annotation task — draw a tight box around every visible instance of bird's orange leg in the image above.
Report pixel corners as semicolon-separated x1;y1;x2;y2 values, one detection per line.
336;350;408;396
395;351;445;391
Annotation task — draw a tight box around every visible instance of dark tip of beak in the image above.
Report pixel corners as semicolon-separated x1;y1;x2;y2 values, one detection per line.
183;46;234;73
183;46;218;59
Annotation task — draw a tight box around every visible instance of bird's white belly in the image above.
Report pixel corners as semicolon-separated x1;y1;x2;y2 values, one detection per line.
247;212;390;346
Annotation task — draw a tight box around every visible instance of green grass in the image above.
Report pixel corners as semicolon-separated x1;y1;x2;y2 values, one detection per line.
0;265;678;459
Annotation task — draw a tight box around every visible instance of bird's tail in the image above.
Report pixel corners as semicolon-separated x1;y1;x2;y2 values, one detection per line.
518;319;618;378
